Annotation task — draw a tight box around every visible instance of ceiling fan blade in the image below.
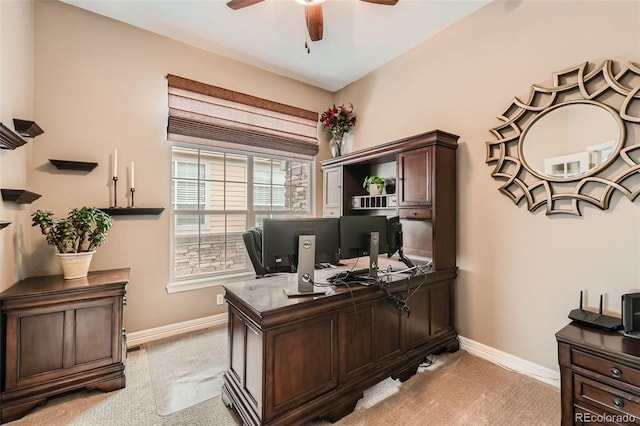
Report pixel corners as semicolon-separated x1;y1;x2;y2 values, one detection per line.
305;4;324;41
360;0;399;5
226;0;264;10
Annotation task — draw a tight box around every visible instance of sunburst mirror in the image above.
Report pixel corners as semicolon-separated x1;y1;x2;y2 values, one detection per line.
486;60;640;215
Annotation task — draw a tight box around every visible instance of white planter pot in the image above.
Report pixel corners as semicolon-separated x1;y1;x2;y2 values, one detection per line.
56;251;95;279
368;184;383;196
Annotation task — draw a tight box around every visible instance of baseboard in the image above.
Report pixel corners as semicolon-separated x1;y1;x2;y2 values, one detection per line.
458;336;560;388
126;313;227;348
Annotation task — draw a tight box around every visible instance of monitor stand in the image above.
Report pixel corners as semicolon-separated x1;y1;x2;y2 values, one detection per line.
284;234;325;298
369;231;379;279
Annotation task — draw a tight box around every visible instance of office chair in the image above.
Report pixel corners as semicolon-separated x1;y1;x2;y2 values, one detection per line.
242;226;291;278
242;226;269;278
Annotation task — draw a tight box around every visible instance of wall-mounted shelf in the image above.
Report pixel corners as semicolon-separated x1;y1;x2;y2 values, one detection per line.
0;123;27;150
49;159;98;172
1;189;41;204
13;119;44;138
100;207;164;216
0;221;12;230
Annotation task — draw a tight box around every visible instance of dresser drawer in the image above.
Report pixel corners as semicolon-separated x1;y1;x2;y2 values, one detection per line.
573;349;640;389
398;208;432;220
574;374;640;421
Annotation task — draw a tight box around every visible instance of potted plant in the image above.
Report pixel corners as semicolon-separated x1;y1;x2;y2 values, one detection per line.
363;176;385;196
32;206;114;279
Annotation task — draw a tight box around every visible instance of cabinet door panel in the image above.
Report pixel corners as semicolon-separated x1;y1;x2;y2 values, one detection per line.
19;312;64;378
267;313;337;418
323;167;342;214
398;147;432;207
340;305;375;382
76;304;114;364
374;299;403;362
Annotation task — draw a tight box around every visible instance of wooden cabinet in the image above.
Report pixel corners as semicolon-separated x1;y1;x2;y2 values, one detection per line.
321;130;458;270
0;268;130;423
222;264;458;425
398;146;432;207
556;323;640;425
322;166;342;218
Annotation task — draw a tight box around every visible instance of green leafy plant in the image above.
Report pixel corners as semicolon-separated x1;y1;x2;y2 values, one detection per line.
363;176;386;192
32;207;114;253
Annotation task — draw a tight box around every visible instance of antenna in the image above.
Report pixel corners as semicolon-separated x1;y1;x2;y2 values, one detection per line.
599;294;604;314
579;290;583;310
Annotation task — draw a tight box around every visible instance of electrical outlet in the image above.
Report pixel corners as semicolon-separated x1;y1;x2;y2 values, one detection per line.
216;294;224;305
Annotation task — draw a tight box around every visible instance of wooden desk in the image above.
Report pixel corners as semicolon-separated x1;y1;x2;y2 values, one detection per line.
0;269;130;423
222;261;458;425
556;323;640;425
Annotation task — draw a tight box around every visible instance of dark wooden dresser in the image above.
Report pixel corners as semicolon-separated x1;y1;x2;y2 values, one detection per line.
0;268;130;423
556;323;640;425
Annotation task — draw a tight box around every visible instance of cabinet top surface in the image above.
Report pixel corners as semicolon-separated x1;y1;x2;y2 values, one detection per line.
556;322;640;359
0;268;131;300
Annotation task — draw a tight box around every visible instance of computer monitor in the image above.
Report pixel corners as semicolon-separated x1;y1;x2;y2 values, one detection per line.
262;217;340;296
339;215;389;277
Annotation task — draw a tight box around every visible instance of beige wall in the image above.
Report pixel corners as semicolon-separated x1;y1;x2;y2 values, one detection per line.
0;0;34;290
27;0;332;332
336;0;640;370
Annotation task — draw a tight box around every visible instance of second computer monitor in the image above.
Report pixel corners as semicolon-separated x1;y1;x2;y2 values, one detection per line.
339;215;389;259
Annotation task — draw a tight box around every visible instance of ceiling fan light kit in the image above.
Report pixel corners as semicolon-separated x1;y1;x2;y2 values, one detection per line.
227;0;398;45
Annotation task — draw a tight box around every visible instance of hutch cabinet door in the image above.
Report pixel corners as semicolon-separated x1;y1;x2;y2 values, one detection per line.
398;147;432;207
323;166;342;217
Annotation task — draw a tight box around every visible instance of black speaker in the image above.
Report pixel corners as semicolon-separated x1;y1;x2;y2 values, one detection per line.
622;293;640;337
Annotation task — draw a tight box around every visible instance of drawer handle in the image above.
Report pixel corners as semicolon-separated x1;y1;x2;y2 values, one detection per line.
413;211;418;216
611;367;622;378
612;396;625;409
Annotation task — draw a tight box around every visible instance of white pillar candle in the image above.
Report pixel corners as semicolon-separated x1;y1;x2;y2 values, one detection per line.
131;162;135;188
113;149;118;178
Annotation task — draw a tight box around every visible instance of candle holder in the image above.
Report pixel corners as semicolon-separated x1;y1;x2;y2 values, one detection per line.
129;188;136;208
111;176;119;208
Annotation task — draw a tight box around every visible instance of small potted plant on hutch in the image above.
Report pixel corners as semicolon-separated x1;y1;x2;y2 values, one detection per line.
32;206;114;279
363;176;386;196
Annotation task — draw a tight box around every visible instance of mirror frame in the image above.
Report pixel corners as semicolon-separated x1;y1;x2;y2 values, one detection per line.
486;60;640;216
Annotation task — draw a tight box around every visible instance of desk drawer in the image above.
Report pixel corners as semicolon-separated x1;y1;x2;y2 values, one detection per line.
574;374;640;421
398;208;432;220
573;349;640;389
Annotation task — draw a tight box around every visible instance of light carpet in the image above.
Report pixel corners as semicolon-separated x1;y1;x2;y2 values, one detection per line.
6;328;560;425
145;327;227;416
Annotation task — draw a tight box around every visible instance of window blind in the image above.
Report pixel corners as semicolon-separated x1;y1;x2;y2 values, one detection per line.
167;75;319;159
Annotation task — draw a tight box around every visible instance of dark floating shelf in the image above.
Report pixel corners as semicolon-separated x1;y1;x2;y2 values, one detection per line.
0;221;12;230
1;189;42;204
49;159;98;172
100;207;165;216
13;119;44;138
0;123;27;150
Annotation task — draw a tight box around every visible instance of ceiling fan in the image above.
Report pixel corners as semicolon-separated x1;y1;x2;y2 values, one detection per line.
226;0;399;43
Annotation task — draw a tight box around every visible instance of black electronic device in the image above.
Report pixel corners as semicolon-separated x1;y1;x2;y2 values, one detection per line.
568;291;622;331
262;217;340;271
622;292;640;338
387;216;415;270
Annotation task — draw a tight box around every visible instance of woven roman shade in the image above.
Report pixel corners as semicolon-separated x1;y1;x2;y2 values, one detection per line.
167;75;319;159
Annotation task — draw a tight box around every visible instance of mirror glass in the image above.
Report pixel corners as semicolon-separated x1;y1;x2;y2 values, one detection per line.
520;102;622;181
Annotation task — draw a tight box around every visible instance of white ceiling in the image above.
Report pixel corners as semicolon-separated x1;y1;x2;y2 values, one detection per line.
61;0;491;92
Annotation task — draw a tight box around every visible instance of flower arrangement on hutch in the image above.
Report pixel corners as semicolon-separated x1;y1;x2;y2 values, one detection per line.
320;103;356;157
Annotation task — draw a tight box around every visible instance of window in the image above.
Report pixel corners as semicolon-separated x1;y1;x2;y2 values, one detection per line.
171;145;312;285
